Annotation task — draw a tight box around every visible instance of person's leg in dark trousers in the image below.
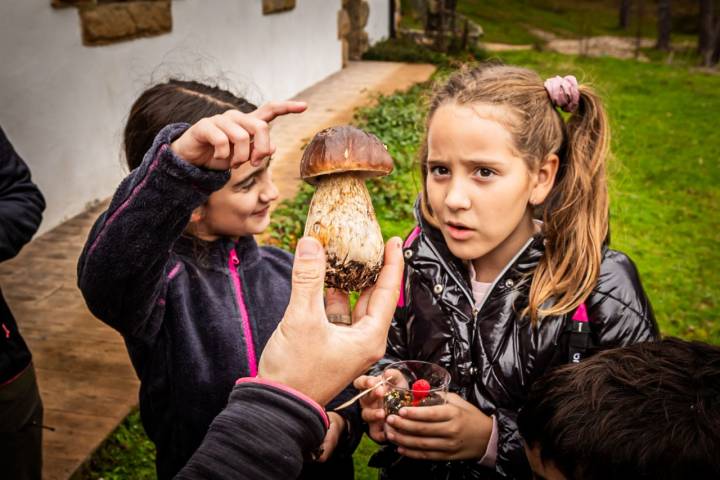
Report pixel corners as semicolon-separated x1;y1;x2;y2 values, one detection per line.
0;363;43;480
299;455;355;479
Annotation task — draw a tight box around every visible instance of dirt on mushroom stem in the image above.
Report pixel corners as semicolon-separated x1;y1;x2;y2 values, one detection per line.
304;173;384;292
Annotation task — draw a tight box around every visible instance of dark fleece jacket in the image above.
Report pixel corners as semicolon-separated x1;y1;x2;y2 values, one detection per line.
77;124;359;479
0;126;46;385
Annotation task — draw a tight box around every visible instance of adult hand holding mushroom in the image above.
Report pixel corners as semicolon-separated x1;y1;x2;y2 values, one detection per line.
258;235;404;406
300;126;394;303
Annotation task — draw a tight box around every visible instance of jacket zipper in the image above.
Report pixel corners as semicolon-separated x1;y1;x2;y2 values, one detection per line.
228;249;258;377
474;235;536;317
423;238;475;307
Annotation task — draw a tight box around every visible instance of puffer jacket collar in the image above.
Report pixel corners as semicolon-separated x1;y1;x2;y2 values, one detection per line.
411;199;545;313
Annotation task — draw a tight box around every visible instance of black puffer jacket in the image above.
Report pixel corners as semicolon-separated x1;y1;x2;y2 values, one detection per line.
372;202;659;479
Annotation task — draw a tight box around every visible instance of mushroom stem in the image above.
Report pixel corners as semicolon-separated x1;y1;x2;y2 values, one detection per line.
304;173;384;292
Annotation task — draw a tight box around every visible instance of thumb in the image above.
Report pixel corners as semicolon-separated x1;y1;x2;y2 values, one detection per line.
288;236;327;316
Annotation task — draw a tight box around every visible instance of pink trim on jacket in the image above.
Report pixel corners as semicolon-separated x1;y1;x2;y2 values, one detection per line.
0;363;30;387
235;377;330;429
228;249;258;377
87;144;167;257
573;302;589;322
397;226;421;308
167;262;182;280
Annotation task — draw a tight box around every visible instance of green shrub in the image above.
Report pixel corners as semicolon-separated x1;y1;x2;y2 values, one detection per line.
363;37;486;67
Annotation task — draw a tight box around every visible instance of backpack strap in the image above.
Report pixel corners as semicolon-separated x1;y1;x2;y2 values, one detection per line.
566;302;591;364
397;226;421;308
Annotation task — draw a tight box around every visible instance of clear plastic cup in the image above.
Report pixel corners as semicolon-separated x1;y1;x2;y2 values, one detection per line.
382;360;451;416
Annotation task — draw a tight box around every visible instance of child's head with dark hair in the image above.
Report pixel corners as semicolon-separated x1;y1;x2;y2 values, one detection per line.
123;79;281;242
124;79;257;171
518;338;720;480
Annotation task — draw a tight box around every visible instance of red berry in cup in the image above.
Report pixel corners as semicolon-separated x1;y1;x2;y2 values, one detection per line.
411;379;431;405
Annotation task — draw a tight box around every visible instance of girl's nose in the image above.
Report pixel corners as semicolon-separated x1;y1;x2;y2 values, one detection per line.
444;178;471;211
259;177;279;204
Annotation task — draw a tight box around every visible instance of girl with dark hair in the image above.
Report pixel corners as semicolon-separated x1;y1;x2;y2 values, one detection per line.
78;80;359;479
356;65;660;479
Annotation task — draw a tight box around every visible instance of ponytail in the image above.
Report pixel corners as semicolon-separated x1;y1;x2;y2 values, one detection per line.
528;86;610;323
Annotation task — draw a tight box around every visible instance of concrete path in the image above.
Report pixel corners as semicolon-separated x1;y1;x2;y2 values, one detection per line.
0;60;434;480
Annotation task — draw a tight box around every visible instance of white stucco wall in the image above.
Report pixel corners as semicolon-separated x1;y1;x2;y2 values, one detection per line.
0;0;342;235
366;0;391;44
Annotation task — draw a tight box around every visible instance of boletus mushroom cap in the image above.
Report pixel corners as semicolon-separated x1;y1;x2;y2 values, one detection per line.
300;125;393;184
300;125;394;294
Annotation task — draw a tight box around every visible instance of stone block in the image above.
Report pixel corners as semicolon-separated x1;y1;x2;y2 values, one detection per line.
51;0;93;7
347;0;369;29
79;1;172;46
338;9;351;39
126;1;172;33
262;0;295;15
348;30;368;60
341;38;349;67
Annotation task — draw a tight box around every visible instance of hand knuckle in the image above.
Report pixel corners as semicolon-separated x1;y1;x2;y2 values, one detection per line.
292;265;323;284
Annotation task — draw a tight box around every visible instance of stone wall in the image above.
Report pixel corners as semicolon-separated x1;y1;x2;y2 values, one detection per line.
340;0;370;64
262;0;296;15
52;0;172;46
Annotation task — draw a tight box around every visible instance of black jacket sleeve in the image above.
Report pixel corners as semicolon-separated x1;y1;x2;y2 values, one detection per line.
176;381;328;480
77;124;228;340
0;127;45;262
370;262;413;377
324;386;363;459
590;249;660;347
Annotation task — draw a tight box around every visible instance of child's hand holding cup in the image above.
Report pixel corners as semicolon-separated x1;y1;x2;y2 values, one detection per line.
382;361;451;416
354;373;390;443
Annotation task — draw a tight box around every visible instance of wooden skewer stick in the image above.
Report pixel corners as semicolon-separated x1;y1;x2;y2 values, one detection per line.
333;379;387;411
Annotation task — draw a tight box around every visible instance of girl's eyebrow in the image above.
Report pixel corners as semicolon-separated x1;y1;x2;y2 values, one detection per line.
460;157;506;167
427;157;506;167
235;157;272;185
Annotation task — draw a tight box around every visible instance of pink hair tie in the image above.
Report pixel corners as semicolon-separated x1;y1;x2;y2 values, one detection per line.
544;75;580;113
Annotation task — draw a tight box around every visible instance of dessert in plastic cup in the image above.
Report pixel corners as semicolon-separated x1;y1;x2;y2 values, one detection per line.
382;360;451;416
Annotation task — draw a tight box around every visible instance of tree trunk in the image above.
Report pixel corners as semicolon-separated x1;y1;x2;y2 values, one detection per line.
425;0;441;33
619;0;632;29
699;0;714;56
635;0;645;59
711;16;720;65
656;0;672;51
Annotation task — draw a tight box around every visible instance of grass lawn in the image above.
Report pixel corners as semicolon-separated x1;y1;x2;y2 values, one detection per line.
79;48;719;480
399;0;699;46
457;0;658;44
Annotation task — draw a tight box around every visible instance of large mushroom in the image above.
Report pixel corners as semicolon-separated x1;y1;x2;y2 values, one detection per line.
300;125;393;294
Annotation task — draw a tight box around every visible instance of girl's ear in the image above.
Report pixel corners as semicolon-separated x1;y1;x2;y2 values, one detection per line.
190;206;205;224
530;153;560;206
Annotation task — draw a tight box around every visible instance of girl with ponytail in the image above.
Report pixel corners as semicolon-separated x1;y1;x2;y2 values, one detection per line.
355;64;659;479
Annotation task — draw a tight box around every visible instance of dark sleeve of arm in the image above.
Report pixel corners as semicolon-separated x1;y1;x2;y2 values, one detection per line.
0;127;46;262
494;408;532;478
591;251;660;348
176;381;328;480
76;124;229;338
369;265;413;377
325;386;363;458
